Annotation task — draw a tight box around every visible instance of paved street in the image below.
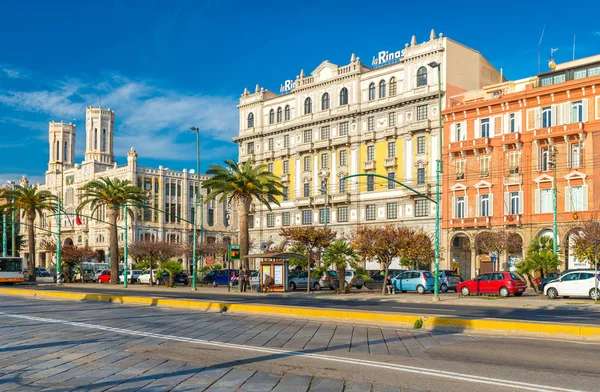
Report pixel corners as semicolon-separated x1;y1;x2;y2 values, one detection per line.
17;282;600;326
1;295;599;391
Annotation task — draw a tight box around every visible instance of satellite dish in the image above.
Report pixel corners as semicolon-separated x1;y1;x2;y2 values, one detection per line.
189;169;195;174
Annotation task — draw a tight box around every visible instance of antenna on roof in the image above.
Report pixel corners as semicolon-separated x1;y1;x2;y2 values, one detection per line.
537;25;546;74
572;34;576;61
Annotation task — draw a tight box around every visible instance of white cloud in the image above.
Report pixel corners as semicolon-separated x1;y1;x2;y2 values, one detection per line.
0;64;30;79
0;83;84;118
0;173;45;187
594;31;600;37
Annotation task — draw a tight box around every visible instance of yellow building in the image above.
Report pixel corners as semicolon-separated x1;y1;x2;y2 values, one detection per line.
234;30;502;259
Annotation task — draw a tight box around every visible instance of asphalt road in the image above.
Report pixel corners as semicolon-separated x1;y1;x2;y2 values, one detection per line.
1;295;599;392
13;283;600;326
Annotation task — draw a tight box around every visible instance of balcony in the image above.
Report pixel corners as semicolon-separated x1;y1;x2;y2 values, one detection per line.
501;132;521;144
362;131;375;143
295;197;312;207
533;122;586;140
504;172;522;184
449;216;492;229
448;137;491;153
384;126;398;138
313;194;327;205
263;150;274;160
408;119;431;132
280;173;290;183
239;152;255;163
332;135;351;147
504;214;522;225
363;160;376;171
296;142;314;154
331;192;351;204
314;139;331;150
384;157;397;168
411;183;431;195
277;147;291;157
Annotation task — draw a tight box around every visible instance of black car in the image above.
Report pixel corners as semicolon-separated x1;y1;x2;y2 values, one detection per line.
173;272;189;286
538;270;571;292
370;270;403;281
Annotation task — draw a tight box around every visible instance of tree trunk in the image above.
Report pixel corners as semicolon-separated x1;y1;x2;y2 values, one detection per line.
236;196;252;270
306;253;312;293
26;212;36;282
149;257;154;286
107;206;119;284
381;262;390;296
337;264;345;292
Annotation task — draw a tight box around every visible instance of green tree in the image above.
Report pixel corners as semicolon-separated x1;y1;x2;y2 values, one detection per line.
203;160;283;269
280;226;337;292
0;185;57;281
78;178;147;284
571;220;600;265
517;236;560;293
129;240;179;286
159;260;184;287
399;231;435;270
323;239;360;292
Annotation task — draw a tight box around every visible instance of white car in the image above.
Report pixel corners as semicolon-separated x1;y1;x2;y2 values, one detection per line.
544;270;600;300
344;270;364;289
137;269;160;284
119;270;143;283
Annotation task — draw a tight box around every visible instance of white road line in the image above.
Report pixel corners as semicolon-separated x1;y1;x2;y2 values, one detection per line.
0;311;585;392
392;306;457;312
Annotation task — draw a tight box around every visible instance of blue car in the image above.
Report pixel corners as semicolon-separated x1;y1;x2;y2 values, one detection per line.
202;269;239;287
392;270;435;294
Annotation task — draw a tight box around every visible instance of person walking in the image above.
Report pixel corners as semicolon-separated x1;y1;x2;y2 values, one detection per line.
240;267;247;292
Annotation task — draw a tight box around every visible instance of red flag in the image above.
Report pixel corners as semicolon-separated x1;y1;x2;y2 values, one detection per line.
75;215;82;225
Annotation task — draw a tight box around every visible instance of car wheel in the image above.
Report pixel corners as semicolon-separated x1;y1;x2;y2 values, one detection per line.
402;291;407;293
344;281;349;290
356;285;362;290
417;285;425;294
514;293;523;297
213;281;218;287
137;278;142;284
499;287;510;297
289;282;296;291
313;282;321;291
461;286;470;296
547;287;559;299
590;288;600;300
440;284;448;293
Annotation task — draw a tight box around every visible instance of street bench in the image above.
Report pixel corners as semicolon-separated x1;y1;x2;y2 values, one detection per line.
364;280;384;291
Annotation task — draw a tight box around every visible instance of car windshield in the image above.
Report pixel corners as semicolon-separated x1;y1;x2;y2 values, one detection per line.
439;270;459;277
510;273;524;281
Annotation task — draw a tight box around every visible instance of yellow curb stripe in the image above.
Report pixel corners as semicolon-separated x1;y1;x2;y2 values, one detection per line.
2;287;600;340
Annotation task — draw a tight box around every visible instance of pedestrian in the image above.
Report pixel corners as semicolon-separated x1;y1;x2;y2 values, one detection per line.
239;267;247;292
386;275;395;295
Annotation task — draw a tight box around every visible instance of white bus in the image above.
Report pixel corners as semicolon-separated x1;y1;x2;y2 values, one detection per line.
0;257;25;284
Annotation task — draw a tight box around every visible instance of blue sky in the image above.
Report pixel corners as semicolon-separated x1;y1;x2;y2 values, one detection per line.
1;0;599;185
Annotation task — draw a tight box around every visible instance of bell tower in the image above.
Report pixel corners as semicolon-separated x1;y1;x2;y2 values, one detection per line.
84;106;115;164
48;121;76;172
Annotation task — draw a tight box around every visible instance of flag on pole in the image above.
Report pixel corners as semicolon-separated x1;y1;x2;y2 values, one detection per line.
75;215;82;225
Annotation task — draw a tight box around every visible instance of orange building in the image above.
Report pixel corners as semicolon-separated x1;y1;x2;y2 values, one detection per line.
442;55;600;280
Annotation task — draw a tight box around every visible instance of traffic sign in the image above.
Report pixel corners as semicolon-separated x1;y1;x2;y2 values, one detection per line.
229;244;240;261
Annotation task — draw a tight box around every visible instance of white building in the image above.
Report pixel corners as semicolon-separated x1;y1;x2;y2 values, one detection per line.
235;30;503;260
24;106;238;270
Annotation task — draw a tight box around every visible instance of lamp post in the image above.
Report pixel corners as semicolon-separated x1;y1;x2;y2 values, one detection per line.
550;146;558;254
123;204;128;288
321;179;329;229
2;209;6;257
190;127;202;291
427;61;443;302
8;181;15;257
55;161;64;285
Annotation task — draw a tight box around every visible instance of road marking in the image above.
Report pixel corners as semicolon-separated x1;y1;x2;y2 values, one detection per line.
392;306;457;312
0;311;584;392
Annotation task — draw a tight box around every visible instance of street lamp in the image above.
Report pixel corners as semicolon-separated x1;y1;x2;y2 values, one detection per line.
428;60;443;302
548;147;558;254
8;181;15;257
190;127;203;291
55;161;64;285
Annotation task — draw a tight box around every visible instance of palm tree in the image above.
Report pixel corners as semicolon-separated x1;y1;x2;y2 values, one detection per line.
323;239;360;292
203;159;283;269
78;178;147;284
0;185;57;281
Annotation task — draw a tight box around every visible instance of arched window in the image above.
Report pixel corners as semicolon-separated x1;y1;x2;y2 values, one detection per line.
64;141;68;162
339;87;348;105
269;109;275;125
94;128;98;149
276;107;282;122
247;113;254;128
389;77;397;96
321;92;330;110
284;105;290;120
55;141;60;161
101;129;107;152
379;80;386;98
304;97;312;114
416;66;428;87
368;83;376;100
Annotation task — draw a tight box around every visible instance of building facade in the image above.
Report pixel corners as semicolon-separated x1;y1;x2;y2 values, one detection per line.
24;106;238;270
235;30;502;261
442;55;600;280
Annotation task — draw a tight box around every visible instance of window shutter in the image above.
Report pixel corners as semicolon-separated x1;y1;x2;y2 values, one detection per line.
535;108;541;129
534;189;540;214
504;192;509;215
516;111;522;132
462;121;467;140
489;194;494;217
566;141;572;169
527;109;535;130
536;144;542;171
464;196;469;218
518;191;524;214
489;117;496;138
450;124;456;142
563;102;571;124
555;104;563;125
474;119;480;138
551;104;558;126
564;187;571;212
476;195;481;217
582;99;589;122
582;185;589;210
503;114;509;133
452;196;456;218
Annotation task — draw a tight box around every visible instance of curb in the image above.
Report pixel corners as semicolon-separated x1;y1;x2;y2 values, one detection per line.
2;287;599;341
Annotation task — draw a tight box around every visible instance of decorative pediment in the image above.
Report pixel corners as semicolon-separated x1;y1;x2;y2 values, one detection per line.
302;176;312;183
474;180;492;189
564;170;586;181
533;174;554;183
337;171;348;178
414;159;427;169
450;183;467;192
311;60;339;82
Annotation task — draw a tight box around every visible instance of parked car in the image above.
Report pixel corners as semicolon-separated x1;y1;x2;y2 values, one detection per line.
438;270;461;292
392;270;435;294
538;270;573;292
314;270;339;290
249;270;259;287
288;271;309;290
344;270;364;290
371;269;403;281
97;270;112;283
137;269;160;284
74;269;96;282
171;271;189;286
35;267;50;277
458;272;527;297
202;269;238;286
544;270;600;300
119;270;143;284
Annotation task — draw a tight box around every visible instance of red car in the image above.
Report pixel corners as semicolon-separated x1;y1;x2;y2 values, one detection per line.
457;272;527;297
97;270;111;283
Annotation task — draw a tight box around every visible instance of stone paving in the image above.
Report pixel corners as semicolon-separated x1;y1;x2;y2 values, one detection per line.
0;296;476;391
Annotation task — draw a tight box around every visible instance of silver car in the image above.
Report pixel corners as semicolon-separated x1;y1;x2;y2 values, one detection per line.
344;270;364;290
288;271;309;290
438;270;461;292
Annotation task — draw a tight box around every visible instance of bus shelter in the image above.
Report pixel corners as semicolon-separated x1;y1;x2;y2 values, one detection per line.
244;253;304;292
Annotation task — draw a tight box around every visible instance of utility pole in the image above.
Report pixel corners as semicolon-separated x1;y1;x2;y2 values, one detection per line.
190;127;202;290
552;146;558;255
56;162;63;285
595;241;599;303
123;204;128;288
2;212;6;257
9;181;15;257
